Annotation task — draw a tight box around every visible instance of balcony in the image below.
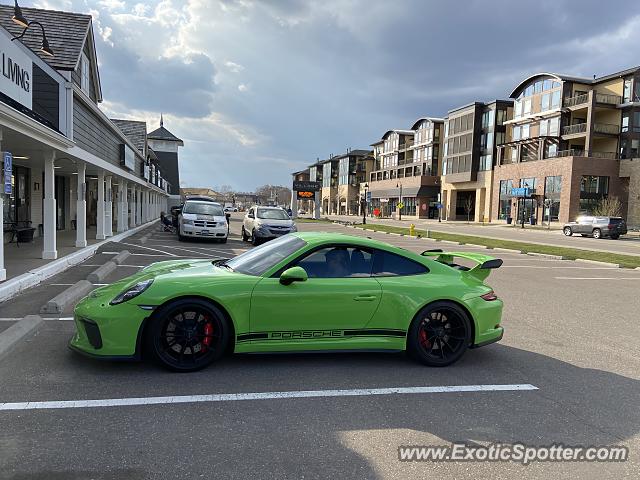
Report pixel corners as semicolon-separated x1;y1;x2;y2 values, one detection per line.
564;94;589;108
595;93;621;105
548;149;617;159
562;123;587;135
397;139;414;151
593;123;619;135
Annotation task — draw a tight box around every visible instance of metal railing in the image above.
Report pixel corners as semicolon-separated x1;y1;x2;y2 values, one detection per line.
595;93;621;105
398;139;414;151
550;149;585;158
562;123;587;135
564;94;589;107
593;123;619;135
590;151;617;159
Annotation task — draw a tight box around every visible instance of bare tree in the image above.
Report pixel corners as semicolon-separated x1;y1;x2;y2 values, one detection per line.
593;196;622;217
254;185;292;206
464;196;474;223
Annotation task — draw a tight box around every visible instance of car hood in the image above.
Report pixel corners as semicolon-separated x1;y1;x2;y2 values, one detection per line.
182;213;226;222
84;259;233;303
255;218;293;226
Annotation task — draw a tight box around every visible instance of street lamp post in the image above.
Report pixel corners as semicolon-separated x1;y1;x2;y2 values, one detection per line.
396;182;403;221
362;182;368;225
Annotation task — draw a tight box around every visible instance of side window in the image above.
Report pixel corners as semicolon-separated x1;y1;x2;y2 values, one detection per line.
294;247;373;278
372;250;428;277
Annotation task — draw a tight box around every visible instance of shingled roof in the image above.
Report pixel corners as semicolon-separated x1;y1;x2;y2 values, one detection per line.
147;125;183;143
112;119;147;154
0;4;92;71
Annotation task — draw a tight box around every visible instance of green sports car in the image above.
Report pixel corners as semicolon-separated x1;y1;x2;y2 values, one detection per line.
70;232;504;371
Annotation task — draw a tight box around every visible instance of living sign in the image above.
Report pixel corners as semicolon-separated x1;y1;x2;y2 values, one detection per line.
0;34;32;109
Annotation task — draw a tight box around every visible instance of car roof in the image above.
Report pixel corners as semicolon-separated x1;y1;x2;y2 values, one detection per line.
291;231;407;252
184;200;222;206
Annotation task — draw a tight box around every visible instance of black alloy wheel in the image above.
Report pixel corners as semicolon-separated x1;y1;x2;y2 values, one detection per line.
407;302;471;367
147;299;229;372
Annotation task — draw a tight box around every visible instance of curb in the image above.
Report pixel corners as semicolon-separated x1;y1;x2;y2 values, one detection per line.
574;258;621;268
492;247;523;254
462;243;488;249
112;250;131;265
87;261;117;283
439;240;461;245
40;280;94;314
0;315;43;361
527;252;566;260
0;220;156;303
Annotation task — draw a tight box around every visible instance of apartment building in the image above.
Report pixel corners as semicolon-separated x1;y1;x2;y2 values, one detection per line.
368;119;443;219
306;150;372;215
493;69;640;225
441;100;512;222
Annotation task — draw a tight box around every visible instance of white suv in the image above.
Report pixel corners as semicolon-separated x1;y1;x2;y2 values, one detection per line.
178;200;229;243
242;206;297;245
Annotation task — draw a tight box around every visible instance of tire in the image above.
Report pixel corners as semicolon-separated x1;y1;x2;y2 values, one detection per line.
145;298;229;372
252;229;260;246
611;234;620;240
241;226;249;242
220;237;228;244
563;227;573;236
592;228;602;239
407;301;472;367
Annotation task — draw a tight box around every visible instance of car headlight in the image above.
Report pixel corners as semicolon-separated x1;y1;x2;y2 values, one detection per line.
257;224;270;232
182;219;194;225
110;279;154;305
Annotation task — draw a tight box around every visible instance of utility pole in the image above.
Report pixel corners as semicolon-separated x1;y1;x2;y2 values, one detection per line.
396;182;403;221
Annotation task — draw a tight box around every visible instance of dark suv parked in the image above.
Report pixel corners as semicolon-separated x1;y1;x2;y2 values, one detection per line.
563;216;627;239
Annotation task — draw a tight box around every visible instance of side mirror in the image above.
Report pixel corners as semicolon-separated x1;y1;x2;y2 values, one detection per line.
279;266;308;286
248;213;254;219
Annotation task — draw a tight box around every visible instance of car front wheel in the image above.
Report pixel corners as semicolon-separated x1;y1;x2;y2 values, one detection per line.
563;227;572;236
593;228;602;239
241;226;249;242
407;301;472;367
252;229;260;246
146;299;229;372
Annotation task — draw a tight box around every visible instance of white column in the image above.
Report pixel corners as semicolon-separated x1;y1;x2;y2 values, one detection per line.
105;175;113;237
0;130;5;280
123;181;129;230
43;152;57;259
75;162;87;247
130;186;136;228
96;169;106;240
137;187;142;225
290;190;297;219
117;180;126;233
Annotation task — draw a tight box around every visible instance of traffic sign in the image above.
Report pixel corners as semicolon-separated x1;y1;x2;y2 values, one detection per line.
3;152;12;195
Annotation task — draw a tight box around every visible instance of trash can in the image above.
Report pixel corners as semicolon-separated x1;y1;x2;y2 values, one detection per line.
529;216;537;225
17;228;36;243
506;217;513;224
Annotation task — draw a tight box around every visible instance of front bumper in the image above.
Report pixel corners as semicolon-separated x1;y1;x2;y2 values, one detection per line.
181;223;228;238
69;295;149;359
254;228;294;239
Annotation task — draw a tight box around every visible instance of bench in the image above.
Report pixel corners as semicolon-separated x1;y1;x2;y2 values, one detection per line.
3;220;36;247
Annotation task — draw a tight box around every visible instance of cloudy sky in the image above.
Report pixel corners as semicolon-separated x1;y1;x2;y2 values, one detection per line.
25;0;640;191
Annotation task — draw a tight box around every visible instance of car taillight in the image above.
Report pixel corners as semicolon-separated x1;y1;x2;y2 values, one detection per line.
607;224;615;229
481;291;498;301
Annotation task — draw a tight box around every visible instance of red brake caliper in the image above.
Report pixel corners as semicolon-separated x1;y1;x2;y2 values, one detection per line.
419;328;431;349
201;320;214;353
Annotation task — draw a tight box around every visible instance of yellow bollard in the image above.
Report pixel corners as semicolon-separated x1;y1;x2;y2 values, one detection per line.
409;223;415;237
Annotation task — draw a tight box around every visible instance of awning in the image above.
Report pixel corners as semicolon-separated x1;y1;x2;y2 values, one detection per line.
369;185;440;199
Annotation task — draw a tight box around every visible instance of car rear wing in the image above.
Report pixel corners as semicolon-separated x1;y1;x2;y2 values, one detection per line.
421;249;503;281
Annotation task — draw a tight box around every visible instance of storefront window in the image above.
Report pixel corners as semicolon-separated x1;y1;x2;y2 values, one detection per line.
498;180;513;219
544;175;562;221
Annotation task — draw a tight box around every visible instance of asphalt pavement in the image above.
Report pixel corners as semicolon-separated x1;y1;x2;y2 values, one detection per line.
0;213;638;479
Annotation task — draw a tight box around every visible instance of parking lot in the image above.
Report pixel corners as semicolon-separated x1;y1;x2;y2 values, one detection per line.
0;213;638;479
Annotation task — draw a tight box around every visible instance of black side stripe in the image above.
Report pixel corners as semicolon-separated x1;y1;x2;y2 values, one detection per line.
236;329;406;343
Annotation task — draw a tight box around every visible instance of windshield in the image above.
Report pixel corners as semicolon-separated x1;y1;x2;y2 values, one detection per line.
257;208;290;220
225;235;306;276
183;203;224;216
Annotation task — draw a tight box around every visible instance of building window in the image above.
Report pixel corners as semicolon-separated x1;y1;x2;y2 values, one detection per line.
523;98;532;115
634;112;640;133
580;175;609;213
622;114;629;133
544;175;562;221
513;126;521;141
521;124;530;139
540;119;548;136
80;53;90;95
551;90;561;108
479;154;492;171
496;109;507;125
541;93;550;111
495;132;505;145
498;179;513;219
624;79;632;103
514;100;522;119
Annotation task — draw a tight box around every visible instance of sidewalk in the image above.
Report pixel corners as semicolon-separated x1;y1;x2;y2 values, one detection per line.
324;214;640;257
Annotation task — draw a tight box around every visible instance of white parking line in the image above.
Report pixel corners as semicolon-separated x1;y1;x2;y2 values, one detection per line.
502;266;621;270
50;283;108;286
147;244;223;257
0;384;538;411
554;276;640;281
118;242;179;257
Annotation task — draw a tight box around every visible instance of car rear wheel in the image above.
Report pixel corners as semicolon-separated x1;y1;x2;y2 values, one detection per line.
593;228;602;239
563;227;573;236
219;237;228;244
611;234;620;240
407;302;472;367
146;299;229;372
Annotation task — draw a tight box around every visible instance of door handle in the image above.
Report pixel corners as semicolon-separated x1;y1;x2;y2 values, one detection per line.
354;295;377;301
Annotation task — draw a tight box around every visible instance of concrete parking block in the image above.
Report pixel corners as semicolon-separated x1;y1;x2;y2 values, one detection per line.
0;315;43;361
575;258;621;268
40;280;94;314
87;261;118;283
527;252;565;260
112;250;131;265
439;240;461;245
462;243;488;249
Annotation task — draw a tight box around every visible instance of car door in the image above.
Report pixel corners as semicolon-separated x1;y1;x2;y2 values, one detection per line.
249;245;382;342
